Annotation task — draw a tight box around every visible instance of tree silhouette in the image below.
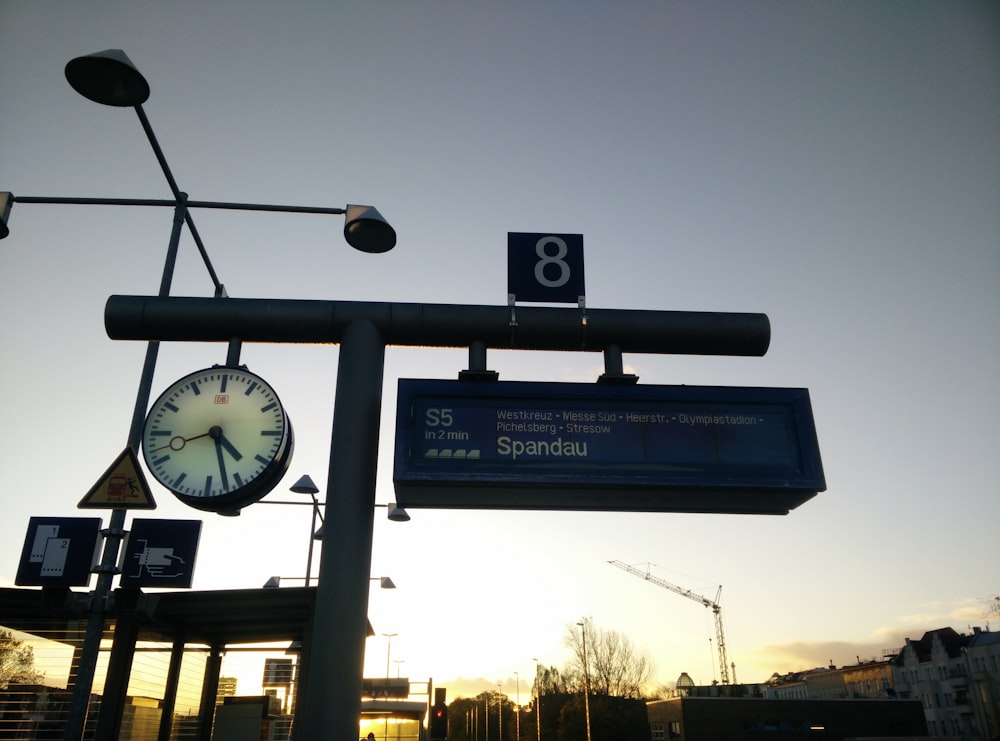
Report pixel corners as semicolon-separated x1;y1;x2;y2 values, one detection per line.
564;617;652;698
0;629;42;688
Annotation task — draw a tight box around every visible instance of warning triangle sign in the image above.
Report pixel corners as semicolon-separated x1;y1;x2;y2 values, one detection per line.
79;446;157;510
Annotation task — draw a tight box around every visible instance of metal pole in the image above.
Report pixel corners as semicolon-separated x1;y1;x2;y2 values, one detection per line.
304;498;318;587
533;660;541;741
105;295;771;358
63;197;188;741
297;319;385;740
514;673;520;741
578;622;591;741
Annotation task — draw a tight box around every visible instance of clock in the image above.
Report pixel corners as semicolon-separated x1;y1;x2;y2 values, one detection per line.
142;366;293;512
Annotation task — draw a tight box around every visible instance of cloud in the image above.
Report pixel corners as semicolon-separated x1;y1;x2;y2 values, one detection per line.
745;638;901;676
745;598;996;677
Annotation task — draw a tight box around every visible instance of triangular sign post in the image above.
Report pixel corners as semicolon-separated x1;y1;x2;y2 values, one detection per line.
79;446;157;510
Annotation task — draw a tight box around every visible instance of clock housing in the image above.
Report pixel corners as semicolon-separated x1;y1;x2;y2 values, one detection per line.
142;366;293;512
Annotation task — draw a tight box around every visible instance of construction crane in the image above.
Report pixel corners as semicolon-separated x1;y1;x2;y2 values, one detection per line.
608;560;732;685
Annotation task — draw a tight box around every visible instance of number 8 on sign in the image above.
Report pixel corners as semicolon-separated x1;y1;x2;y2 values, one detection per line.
507;232;585;303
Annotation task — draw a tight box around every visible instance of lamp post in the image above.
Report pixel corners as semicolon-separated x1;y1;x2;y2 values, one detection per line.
497;683;503;741
259;476;407;588
289;475;322;586
2;49;395;741
532;658;542;741
577;621;592;741
383;633;398;680
514;672;520;741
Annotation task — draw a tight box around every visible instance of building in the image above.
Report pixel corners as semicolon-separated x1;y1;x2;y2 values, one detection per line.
841;658;896;699
892;626;978;738
965;627;1000;740
647;696;926;740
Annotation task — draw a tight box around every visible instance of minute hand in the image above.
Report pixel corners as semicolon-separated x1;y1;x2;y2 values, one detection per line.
214;438;230;491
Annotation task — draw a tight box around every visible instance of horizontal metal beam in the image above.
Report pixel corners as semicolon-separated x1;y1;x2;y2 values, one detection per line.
105;295;770;357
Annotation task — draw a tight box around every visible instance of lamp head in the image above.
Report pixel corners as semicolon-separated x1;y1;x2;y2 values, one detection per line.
386;502;411;522
65;49;150;107
289;474;320;495
0;192;12;240
344;204;396;253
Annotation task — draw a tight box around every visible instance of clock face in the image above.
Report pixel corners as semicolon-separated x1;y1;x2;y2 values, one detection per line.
142;367;293;512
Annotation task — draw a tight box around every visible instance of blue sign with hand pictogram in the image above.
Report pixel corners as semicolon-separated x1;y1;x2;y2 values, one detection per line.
508;232;585;303
119;518;202;588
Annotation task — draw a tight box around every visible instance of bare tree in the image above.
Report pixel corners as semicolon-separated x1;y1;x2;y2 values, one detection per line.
564;618;652;698
0;629;42;688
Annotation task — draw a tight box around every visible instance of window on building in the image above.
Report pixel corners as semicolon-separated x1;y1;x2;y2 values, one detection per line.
650;722;664;740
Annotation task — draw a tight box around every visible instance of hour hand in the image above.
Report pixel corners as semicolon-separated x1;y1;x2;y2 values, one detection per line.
217;433;243;461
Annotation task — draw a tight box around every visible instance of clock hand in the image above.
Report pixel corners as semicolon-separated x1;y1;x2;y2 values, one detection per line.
213;435;230;491
207;425;244;462
217;432;244;461
151;430;213;453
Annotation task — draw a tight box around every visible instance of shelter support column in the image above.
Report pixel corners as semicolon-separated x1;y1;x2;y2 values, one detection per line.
197;644;224;741
297;319;385;740
157;638;186;741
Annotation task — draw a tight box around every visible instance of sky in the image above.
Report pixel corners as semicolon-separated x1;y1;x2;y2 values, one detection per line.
1;1;998;703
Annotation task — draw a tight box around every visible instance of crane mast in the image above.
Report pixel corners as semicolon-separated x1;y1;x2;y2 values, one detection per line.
608;560;731;685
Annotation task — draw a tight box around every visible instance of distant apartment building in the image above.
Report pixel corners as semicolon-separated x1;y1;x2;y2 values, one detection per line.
891;626;987;739
966;628;1000;739
804;666;847;699
756;626;1000;740
216;676;238;702
841;657;895;698
764;672;809;699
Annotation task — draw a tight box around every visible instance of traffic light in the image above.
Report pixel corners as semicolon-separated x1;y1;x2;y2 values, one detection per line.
430;702;448;740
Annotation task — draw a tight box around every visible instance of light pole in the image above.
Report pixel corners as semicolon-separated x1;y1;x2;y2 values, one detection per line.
532;658;542;741
383;632;398;680
2;48;395;741
497;682;503;741
577;621;592;741
289;475;322;586
514;672;520;741
394;659;405;678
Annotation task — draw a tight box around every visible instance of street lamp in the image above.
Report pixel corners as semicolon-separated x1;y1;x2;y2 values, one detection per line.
256;476;407;586
290;475;322;586
514;672;520;741
311;502;410;540
533;658;542;741
497;683;503;741
383;633;398;680
263;574;396;589
3;48;396;740
576;621;592;741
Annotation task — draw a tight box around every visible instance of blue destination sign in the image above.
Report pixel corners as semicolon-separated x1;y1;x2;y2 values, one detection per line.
393;380;825;515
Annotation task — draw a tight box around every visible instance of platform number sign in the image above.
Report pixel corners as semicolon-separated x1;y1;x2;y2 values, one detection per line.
508;232;585;303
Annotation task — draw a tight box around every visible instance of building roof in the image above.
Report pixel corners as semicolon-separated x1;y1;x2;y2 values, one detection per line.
0;585;317;647
895;626;971;665
968;627;1000;648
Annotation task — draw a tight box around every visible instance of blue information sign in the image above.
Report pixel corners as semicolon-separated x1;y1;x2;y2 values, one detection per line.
16;517;103;587
508;232;585;303
119;518;202;588
394;380;825;514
